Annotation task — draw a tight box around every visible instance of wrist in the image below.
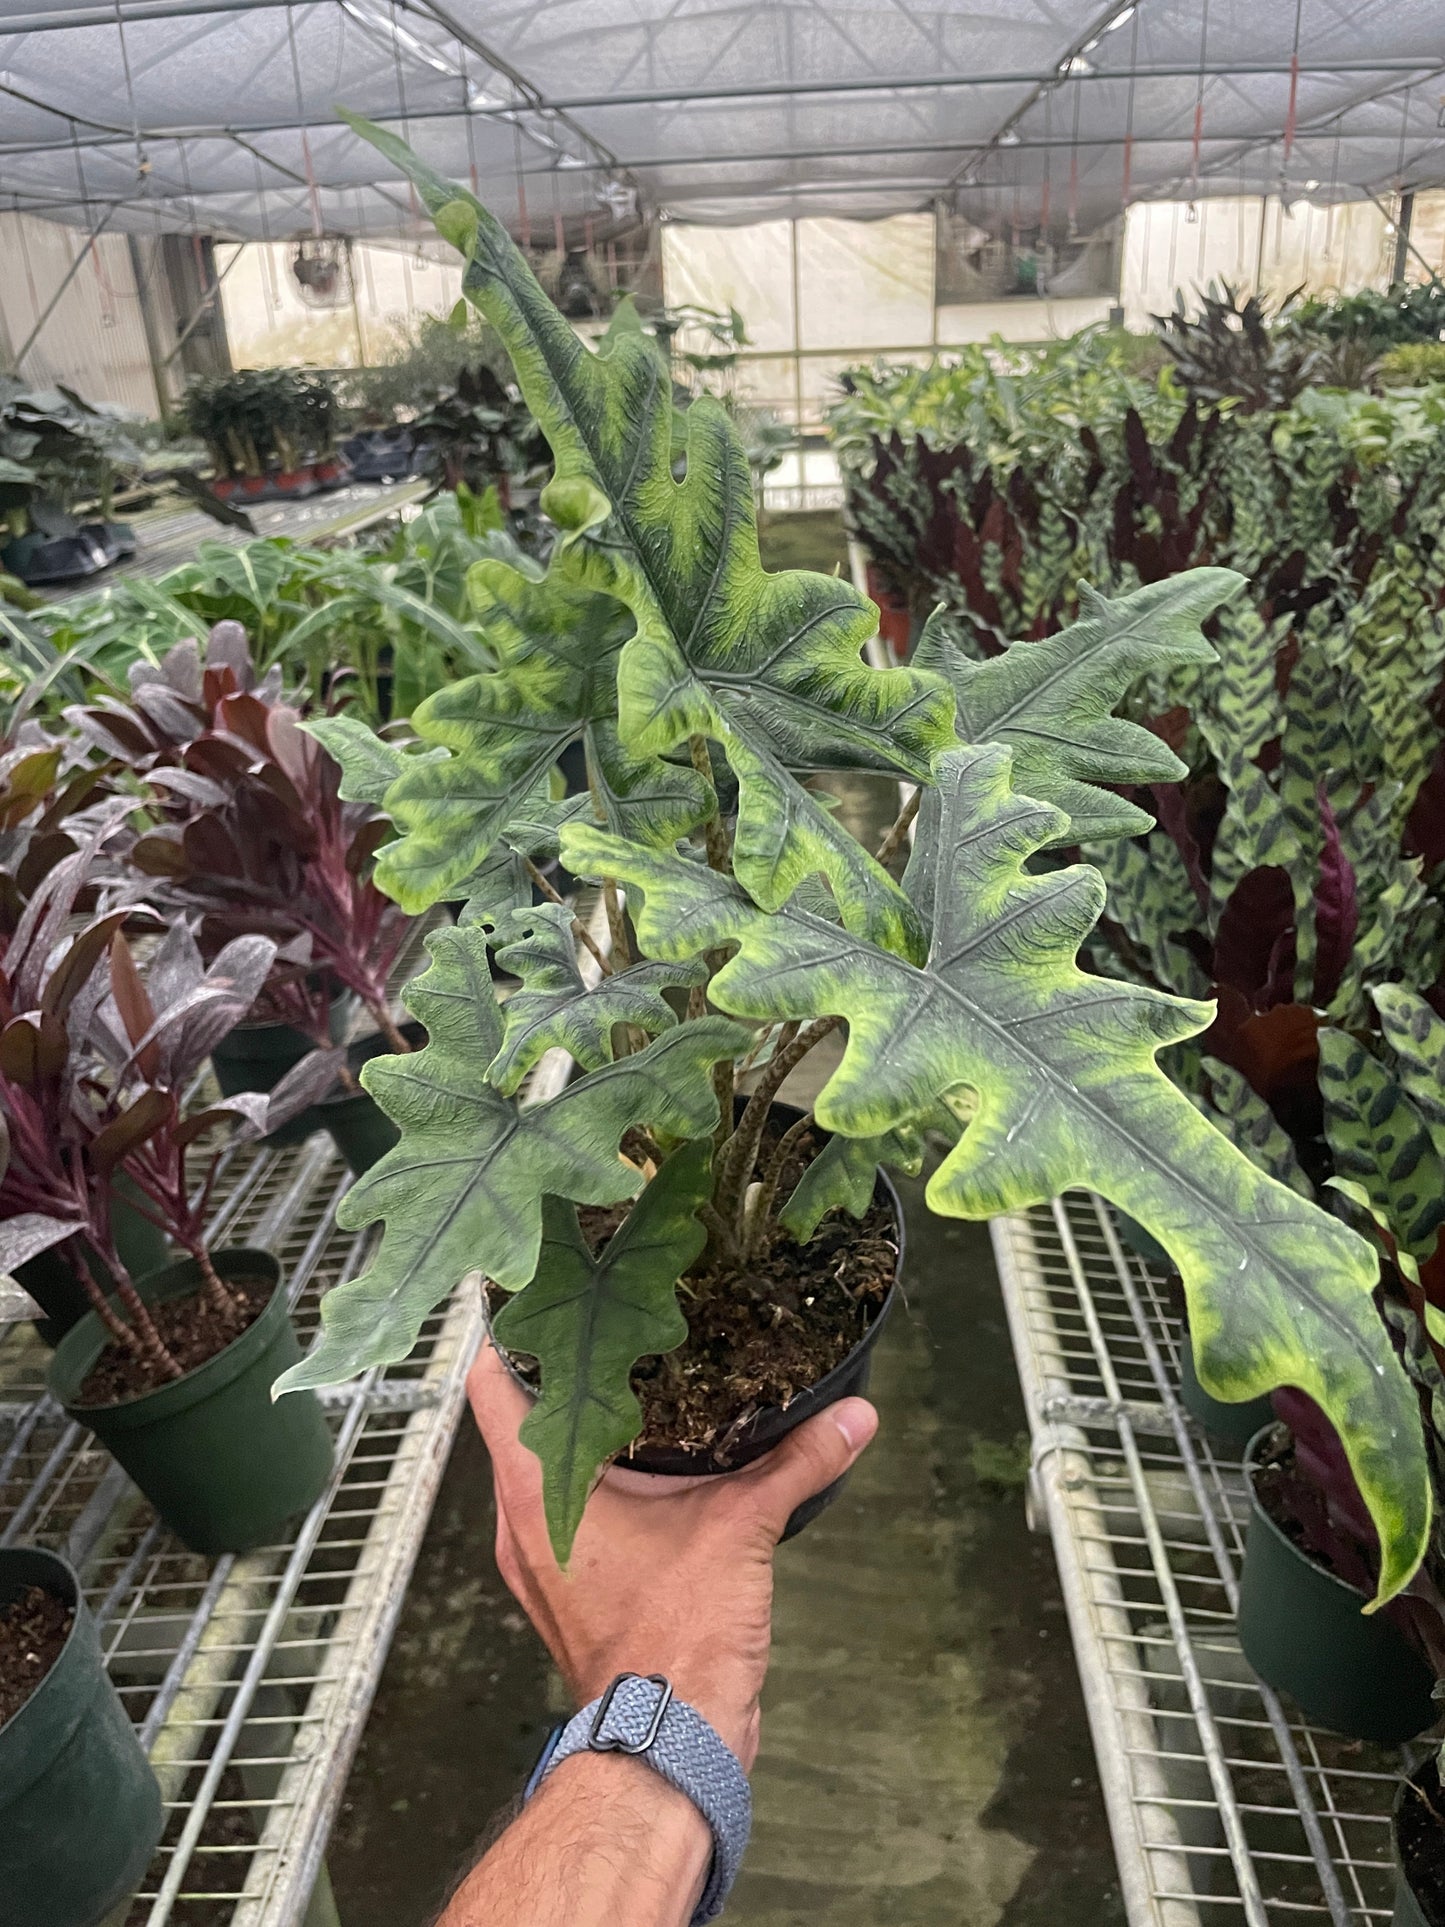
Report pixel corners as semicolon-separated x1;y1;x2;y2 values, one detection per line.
572;1664;758;1769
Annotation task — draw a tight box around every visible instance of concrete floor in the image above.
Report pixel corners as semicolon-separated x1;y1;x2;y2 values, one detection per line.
325;1185;1124;1927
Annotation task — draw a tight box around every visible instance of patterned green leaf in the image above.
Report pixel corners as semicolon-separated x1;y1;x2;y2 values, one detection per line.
1319;1027;1445;1264
1373;986;1445;1160
274;924;748;1392
563;746;1428;1603
1197;1058;1312;1197
918;571;1240;843
340;113;953;956
493;1140;708;1562
1087;832;1209;997
487;902;706;1095
778;1123;927;1242
1194;604;1288;777
373;551;710;911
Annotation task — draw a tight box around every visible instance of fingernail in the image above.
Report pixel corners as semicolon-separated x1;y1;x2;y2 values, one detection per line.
832;1401;876;1451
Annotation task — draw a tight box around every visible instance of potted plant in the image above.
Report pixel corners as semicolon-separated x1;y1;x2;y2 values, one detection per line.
0;381;143;586
413;361;545;502
0;1544;163;1927
263;122;1432;1605
0;829;337;1550
68;626;417;1165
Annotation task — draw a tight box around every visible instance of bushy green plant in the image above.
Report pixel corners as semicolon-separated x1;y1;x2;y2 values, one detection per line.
1294;283;1445;350
344;309;513;424
31;489;529;726
1378;341;1445;387
0;381;144;528
263;116;1433;1598
182;368;339;479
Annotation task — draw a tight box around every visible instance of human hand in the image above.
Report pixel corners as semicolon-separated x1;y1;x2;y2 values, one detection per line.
468;1342;878;1770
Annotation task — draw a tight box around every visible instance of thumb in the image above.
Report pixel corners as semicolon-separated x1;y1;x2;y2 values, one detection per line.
742;1397;878;1540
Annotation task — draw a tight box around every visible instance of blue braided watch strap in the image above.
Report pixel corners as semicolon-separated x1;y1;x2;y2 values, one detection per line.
535;1673;752;1922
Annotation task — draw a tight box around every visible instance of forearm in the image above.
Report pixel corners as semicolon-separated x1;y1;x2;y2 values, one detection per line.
439;1753;712;1927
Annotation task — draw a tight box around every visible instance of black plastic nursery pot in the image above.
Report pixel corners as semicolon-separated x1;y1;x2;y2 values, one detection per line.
16;1176;170;1346
0;1546;162;1927
210;990;354;1100
1394;1758;1445;1927
316;1020;425;1176
1237;1425;1436;1742
45;1249;334;1556
492;1100;904;1543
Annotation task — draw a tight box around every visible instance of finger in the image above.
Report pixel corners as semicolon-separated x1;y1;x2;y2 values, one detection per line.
739;1397;878;1540
467;1342;550;1534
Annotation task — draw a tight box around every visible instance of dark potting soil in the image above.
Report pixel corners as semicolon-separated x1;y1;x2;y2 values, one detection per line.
1250;1426;1344;1574
75;1274;272;1407
0;1584;73;1728
501;1126;899;1457
1398;1756;1445;1927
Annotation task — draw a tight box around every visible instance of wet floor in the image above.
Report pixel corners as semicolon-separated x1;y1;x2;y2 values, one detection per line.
324;511;1124;1923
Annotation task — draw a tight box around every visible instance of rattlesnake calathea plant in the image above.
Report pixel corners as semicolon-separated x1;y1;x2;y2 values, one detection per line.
273;115;1431;1589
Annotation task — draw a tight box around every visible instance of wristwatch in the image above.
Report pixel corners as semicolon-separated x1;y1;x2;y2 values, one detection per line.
526;1672;752;1923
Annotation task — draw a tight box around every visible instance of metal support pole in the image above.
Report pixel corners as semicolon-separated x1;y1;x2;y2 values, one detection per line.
1392;189;1415;287
159;239;244;371
127;234;175;419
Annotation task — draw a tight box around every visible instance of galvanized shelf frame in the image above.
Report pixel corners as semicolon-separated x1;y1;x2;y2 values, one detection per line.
0;894;614;1924
991;1195;1421;1927
0;1124;483;1927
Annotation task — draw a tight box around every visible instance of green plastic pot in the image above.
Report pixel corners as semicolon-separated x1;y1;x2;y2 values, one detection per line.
1237;1426;1435;1741
1115;1209;1172;1271
1178;1333;1275;1448
46;1250;334;1556
0;1546;162;1927
16;1177;170;1345
210;992;355;1144
321;1090;400;1175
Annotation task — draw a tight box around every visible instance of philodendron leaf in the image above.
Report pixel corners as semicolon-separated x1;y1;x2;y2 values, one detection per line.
916;571;1241;843
273;923;748;1393
778;1123;927;1242
487;902;707;1095
372;550;710;911
563;746;1429;1605
493;1139;710;1562
1319;1027;1445;1265
340;112;952;957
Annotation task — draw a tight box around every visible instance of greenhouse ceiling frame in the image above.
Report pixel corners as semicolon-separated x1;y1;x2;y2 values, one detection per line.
0;0;1442;240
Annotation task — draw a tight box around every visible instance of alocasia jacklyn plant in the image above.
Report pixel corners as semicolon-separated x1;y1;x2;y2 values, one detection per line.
274;116;1431;1593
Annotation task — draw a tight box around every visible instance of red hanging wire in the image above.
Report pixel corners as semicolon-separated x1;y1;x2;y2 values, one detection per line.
1283;0;1303;160
515;123;531;249
1121;8;1139;207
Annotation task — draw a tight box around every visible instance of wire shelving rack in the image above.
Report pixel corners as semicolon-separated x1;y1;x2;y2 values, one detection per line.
991;1195;1418;1927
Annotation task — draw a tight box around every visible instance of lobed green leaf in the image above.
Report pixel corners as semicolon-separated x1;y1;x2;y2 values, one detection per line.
563;747;1429;1603
274;922;748;1392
